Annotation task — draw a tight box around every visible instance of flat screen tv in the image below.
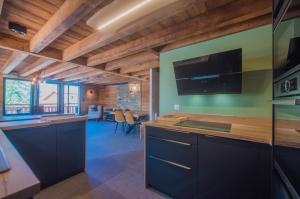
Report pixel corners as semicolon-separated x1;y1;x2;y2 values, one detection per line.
173;48;242;95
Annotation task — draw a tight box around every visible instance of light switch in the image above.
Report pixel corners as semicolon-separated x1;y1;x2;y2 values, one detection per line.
174;104;180;111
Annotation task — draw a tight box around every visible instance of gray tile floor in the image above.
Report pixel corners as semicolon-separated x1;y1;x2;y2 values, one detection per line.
35;121;165;199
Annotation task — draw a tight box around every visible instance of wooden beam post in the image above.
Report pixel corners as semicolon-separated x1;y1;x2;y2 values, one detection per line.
19;58;56;77
1;51;29;74
30;0;105;53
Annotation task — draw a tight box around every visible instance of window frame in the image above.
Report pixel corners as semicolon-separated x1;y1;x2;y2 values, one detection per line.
3;78;81;115
3;77;34;116
36;81;60;114
64;84;81;114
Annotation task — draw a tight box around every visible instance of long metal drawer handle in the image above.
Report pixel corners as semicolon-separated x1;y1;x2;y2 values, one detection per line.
149;136;191;146
148;155;191;170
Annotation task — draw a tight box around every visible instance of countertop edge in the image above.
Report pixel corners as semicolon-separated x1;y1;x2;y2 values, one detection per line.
143;121;272;145
0;130;40;199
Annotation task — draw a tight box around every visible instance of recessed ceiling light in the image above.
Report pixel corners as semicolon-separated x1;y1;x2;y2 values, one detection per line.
98;0;151;30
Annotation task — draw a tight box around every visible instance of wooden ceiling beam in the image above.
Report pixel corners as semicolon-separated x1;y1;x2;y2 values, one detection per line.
62;0;205;61
40;62;77;78
120;60;159;74
1;51;29;74
63;70;104;82
88;77;131;85
130;69;150;77
161;14;272;52
51;67;95;80
105;51;158;71
19;58;56;77
87;0;271;66
30;0;105;53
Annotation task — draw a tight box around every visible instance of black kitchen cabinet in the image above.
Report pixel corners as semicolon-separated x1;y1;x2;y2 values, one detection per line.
146;126;198;199
197;135;271;199
5;125;57;188
57;121;86;180
145;126;271;199
4;121;86;189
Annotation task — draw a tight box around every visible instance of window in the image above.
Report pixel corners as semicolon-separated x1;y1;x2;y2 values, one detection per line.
4;78;32;115
64;85;80;114
38;82;59;113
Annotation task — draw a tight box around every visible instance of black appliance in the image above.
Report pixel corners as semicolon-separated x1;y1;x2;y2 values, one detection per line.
273;0;300;198
173;48;242;95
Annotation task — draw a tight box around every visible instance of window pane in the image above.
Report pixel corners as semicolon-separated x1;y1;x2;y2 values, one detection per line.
39;83;58;113
64;85;80;114
5;79;32;115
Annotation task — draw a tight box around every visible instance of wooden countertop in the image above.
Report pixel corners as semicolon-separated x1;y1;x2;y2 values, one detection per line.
0;115;88;131
275;119;300;149
143;114;272;145
0;130;40;199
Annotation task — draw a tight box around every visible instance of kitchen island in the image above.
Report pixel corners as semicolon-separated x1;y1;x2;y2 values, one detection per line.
0;115;87;198
144;114;272;199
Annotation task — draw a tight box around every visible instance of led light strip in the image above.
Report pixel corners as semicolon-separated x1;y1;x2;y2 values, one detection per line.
98;0;152;30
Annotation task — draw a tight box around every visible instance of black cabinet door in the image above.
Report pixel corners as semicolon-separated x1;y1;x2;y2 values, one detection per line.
56;121;86;180
5;125;57;188
197;135;271;199
146;126;198;199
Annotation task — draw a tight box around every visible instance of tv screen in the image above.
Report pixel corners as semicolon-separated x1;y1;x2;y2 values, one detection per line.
173;48;242;95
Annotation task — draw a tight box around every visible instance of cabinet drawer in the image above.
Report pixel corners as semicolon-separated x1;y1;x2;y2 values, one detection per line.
147;136;197;168
146;126;197;145
147;156;197;199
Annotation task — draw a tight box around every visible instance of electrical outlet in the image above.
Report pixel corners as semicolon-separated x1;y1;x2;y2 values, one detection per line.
174;104;180;111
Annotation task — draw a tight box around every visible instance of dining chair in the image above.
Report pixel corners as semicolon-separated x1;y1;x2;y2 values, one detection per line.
114;110;126;133
124;111;140;134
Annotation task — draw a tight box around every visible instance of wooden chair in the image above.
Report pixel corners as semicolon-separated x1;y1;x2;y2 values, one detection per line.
124;111;140;134
114;110;126;133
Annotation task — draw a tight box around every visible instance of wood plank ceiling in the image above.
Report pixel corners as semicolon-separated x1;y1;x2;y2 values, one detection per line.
0;0;273;85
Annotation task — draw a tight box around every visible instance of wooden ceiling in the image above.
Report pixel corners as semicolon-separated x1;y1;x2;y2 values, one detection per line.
0;0;272;85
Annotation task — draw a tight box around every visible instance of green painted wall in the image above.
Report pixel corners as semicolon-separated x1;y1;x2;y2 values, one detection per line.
159;25;272;118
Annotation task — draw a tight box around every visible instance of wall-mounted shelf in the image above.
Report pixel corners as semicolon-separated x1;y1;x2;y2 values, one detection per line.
272;99;300;105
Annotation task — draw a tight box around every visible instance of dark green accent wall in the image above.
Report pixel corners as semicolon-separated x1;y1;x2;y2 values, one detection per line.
159;25;272;118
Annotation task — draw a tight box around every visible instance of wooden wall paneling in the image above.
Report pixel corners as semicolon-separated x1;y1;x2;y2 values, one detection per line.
80;84;100;114
98;85;118;108
141;80;149;113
